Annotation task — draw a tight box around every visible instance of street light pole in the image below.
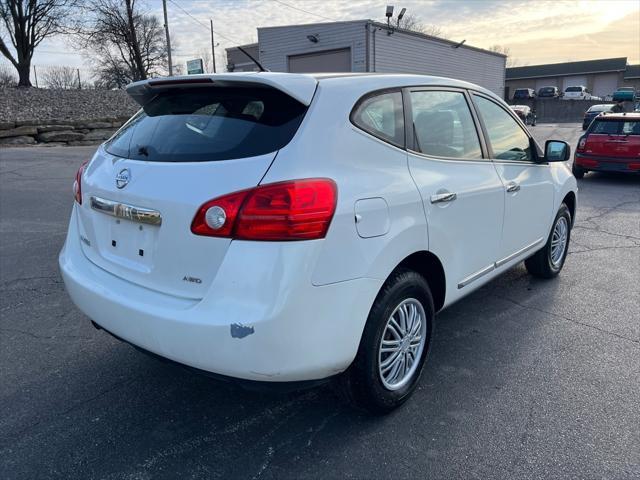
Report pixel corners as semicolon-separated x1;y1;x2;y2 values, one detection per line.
210;19;217;73
162;0;173;76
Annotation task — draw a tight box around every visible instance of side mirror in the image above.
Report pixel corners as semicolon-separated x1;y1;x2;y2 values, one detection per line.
544;140;570;162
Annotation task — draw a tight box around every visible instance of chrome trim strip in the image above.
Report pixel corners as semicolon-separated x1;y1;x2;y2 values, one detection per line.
457;264;495;289
494;237;544;268
90;196;162;226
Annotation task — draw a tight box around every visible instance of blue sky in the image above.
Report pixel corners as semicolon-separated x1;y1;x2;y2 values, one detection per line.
15;0;640;76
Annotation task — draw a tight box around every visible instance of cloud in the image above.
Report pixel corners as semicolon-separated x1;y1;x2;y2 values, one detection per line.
17;0;640;75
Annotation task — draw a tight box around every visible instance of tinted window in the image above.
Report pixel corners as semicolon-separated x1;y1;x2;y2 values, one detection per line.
473;95;533;161
410;91;482;159
566;87;582;92
105;87;307;162
592;120;640;135
352;91;405;146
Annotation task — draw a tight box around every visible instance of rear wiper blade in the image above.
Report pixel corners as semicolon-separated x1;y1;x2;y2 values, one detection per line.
137;146;149;157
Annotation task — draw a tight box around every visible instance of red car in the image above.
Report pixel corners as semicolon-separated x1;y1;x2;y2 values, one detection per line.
573;112;640;178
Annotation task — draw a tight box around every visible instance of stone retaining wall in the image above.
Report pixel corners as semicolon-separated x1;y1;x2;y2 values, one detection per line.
0;116;130;146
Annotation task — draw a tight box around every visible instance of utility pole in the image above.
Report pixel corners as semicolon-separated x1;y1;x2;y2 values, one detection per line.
162;0;173;76
210;19;217;73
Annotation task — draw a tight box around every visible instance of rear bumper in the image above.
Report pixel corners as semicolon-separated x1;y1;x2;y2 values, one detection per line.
575;153;640;173
59;207;380;382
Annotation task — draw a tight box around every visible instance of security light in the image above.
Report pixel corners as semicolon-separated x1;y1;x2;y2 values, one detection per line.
306;34;319;43
385;5;394;18
397;7;406;27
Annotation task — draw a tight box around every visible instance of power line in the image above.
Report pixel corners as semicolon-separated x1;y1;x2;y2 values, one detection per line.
166;0;241;45
270;0;337;23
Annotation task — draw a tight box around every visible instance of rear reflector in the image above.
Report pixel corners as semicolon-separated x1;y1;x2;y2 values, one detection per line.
191;179;337;241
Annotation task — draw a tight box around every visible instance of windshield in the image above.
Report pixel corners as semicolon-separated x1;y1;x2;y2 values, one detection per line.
106;86;308;162
587;105;611;113
565;87;582;92
540;87;554;93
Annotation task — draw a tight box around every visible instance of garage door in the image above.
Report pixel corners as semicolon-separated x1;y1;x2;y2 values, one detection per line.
288;48;351;73
593;73;619;98
563;76;587;90
535;78;559;90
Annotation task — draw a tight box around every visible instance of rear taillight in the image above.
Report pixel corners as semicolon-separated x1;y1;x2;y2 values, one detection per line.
191;178;337;241
577;137;587;150
73;161;88;204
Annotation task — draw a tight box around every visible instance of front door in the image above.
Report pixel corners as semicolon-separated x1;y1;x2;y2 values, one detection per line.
406;89;505;302
471;94;555;266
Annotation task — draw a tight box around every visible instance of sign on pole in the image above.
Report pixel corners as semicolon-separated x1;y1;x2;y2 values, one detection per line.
186;59;204;75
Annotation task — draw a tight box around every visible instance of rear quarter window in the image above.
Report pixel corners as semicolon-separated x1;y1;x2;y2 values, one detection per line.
351;91;405;147
106;86;308;162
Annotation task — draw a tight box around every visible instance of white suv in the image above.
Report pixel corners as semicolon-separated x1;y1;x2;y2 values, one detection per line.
563;85;593;100
60;73;577;412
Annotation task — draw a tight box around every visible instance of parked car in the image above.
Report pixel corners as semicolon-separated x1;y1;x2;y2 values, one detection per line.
582;103;614;130
537;86;560;98
510;104;536;125
513;88;536;100
59;73;577;413
563;85;593;100
573;112;640;178
612;87;636;102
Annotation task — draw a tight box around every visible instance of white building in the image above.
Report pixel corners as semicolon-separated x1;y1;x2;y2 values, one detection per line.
226;20;506;96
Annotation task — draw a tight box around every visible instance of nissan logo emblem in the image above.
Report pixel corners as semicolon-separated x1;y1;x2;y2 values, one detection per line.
115;168;131;189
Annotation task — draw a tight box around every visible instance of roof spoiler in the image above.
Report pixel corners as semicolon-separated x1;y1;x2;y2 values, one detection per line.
126;73;318;107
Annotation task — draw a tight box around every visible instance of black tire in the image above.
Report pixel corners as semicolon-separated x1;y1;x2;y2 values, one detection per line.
572;163;585;179
525;204;571;279
339;268;434;414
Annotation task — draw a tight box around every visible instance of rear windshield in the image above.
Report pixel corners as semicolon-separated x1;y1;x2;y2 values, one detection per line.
591;120;640;135
587;105;611;113
106;86;307;161
514;89;528;94
540;87;554;93
565;87;582;92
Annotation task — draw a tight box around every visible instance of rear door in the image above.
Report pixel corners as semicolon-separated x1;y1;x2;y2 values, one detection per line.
77;82;309;299
471;93;555;264
406;88;504;297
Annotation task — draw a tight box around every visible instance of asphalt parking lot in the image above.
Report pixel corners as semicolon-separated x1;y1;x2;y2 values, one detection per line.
1;124;639;479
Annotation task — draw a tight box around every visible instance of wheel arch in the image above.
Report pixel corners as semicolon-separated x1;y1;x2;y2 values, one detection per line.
393;251;446;312
562;191;577;227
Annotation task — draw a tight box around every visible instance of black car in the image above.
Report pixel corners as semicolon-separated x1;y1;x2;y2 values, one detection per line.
538;86;560;98
513;88;536;100
582;104;614;130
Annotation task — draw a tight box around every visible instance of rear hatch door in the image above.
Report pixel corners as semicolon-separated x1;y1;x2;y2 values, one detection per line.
76;76;315;299
586;118;640;159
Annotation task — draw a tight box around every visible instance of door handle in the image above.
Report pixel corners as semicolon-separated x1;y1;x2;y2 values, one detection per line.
506;182;520;193
430;192;457;204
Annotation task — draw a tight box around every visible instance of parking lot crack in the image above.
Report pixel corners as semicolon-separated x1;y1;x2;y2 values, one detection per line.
493;295;639;346
0;327;91;341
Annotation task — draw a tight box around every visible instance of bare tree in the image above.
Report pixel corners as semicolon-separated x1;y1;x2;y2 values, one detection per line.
0;0;79;86
79;0;167;88
0;61;17;86
392;14;449;39
41;65;77;88
487;44;522;67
